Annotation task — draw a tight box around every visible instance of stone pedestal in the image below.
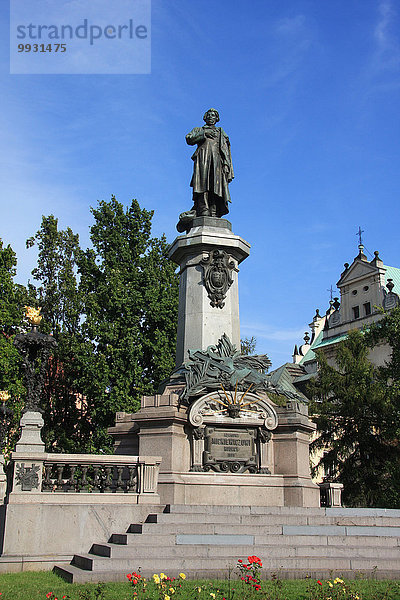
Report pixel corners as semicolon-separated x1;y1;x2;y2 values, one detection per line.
109;389;320;507
168;217;250;366
319;481;343;507
15;411;45;453
109;216;319;508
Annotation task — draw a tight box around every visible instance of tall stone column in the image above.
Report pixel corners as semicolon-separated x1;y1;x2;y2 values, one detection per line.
168;216;250;366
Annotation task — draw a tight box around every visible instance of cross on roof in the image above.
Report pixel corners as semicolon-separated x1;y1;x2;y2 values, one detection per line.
357;226;364;246
327;285;334;301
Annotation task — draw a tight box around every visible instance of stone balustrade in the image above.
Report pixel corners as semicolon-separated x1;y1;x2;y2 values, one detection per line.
9;452;161;497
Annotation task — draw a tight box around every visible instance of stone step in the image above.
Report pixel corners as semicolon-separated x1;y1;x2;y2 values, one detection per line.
54;563;400;584
121;521;400;539
165;504;324;515
111;531;400;548
166;504;400;519
69;553;400;574
135;515;400;531
88;541;399;561
53;504;400;584
156;511;400;528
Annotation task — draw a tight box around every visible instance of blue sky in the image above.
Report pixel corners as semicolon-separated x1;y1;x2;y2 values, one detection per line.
1;0;399;368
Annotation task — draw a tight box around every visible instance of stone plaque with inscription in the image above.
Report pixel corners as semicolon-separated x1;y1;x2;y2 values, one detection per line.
203;426;257;473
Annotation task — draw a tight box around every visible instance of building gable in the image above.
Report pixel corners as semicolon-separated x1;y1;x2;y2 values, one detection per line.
337;260;380;287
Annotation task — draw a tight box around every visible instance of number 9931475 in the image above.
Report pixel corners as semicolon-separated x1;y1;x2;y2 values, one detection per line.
17;43;66;52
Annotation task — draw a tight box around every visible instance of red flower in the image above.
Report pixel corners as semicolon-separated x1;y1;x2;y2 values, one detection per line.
238;559;243;563
317;580;323;586
247;555;262;566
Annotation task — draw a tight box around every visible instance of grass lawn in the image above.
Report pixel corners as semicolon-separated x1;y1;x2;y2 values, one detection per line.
0;570;399;600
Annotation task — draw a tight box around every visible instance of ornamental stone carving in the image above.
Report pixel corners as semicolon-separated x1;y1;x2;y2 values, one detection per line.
383;279;399;310
15;463;40;491
188;389;278;430
201;249;234;308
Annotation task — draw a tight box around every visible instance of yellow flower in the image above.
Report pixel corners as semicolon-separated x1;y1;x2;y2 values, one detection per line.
164;596;170;600
153;574;160;585
197;587;202;593
0;391;10;402
169;589;175;594
334;577;344;585
210;594;216;599
160;572;167;580
179;573;186;580
328;581;333;588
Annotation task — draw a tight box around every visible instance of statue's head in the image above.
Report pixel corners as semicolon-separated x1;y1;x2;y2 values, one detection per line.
203;108;220;125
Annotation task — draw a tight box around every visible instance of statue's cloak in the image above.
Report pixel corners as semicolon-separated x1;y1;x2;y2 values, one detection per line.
186;126;234;216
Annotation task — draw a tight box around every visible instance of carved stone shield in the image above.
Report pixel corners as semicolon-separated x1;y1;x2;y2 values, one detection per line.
201;249;234;308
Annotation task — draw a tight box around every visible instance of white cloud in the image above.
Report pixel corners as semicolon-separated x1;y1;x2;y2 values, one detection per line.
373;0;400;72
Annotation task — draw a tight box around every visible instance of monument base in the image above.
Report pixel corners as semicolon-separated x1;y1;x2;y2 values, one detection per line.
157;472;318;507
109;388;320;508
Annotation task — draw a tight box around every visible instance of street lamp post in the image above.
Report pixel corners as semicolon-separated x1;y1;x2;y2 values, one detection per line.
13;307;57;452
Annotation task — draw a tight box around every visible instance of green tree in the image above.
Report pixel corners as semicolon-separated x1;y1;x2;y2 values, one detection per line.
77;197;179;450
19;198;178;454
310;329;400;508
365;306;400;507
241;336;257;356
26;216;86;452
0;239;32;453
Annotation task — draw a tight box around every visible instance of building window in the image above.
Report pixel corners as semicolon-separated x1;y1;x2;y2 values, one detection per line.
352;289;358;296
352;306;360;319
363;302;371;316
363;285;369;292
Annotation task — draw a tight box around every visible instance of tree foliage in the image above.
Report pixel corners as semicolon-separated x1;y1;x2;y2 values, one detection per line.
24;198;179;453
310;328;400;508
0;239;34;453
241;336;257;356
26;215;87;452
76;197;179;450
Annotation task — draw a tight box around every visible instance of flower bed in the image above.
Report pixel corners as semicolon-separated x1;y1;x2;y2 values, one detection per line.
0;563;399;600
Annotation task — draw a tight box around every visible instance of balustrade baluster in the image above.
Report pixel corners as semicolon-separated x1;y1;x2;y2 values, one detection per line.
127;466;137;493
67;465;77;492
42;464;52;491
92;465;101;492
55;464;65;492
104;466;112;492
116;466;124;492
81;465;88;492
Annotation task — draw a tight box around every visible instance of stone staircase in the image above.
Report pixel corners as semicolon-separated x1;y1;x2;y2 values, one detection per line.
54;504;400;583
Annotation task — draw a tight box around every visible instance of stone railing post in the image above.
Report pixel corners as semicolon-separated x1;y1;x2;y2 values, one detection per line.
138;458;161;494
319;481;343;507
11;453;44;493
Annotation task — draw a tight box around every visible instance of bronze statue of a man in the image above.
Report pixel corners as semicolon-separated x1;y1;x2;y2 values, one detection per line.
186;108;234;218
